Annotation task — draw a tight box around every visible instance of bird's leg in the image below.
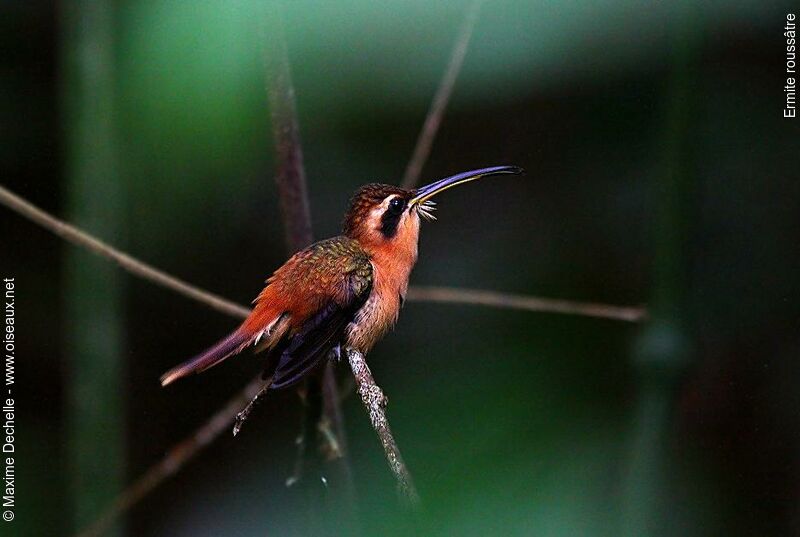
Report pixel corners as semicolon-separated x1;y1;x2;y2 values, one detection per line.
232;377;273;436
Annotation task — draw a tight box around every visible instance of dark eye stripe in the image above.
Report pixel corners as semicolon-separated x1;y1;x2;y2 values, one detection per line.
380;197;405;238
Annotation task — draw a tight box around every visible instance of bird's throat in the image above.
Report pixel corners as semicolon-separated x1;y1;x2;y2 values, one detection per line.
347;221;419;352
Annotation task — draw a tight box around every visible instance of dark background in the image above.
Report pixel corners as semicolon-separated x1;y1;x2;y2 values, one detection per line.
2;1;799;535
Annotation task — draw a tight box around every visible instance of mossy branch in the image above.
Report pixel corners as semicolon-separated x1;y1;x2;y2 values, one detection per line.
347;349;420;506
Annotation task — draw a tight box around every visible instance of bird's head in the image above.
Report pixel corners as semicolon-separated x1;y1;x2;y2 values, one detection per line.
342;165;523;253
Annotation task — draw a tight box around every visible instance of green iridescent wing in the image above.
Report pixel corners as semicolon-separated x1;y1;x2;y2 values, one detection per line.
267;237;373;389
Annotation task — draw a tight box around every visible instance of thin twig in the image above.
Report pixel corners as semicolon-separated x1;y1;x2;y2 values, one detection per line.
75;375;266;537
0;186;250;320
346;348;420;506
407;285;647;322
401;0;482;189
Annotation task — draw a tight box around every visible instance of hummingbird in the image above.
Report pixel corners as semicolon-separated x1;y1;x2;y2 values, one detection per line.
160;165;523;390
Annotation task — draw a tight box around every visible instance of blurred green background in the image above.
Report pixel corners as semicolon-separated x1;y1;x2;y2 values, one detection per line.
2;0;799;535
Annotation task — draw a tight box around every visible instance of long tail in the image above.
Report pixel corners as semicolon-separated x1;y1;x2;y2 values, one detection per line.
160;329;253;387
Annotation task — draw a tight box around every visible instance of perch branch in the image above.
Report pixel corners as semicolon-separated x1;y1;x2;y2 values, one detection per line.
347;348;420;506
401;0;482;189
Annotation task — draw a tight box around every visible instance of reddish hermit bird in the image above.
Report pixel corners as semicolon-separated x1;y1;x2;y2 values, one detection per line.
161;166;523;390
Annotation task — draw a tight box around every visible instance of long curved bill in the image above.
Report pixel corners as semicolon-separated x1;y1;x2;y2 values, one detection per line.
409;165;524;207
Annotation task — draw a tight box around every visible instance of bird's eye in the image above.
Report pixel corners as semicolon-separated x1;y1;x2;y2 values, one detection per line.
388;197;405;214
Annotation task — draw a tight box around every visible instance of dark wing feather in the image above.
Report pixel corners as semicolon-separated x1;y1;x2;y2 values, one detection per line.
269;302;351;389
268;247;373;390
